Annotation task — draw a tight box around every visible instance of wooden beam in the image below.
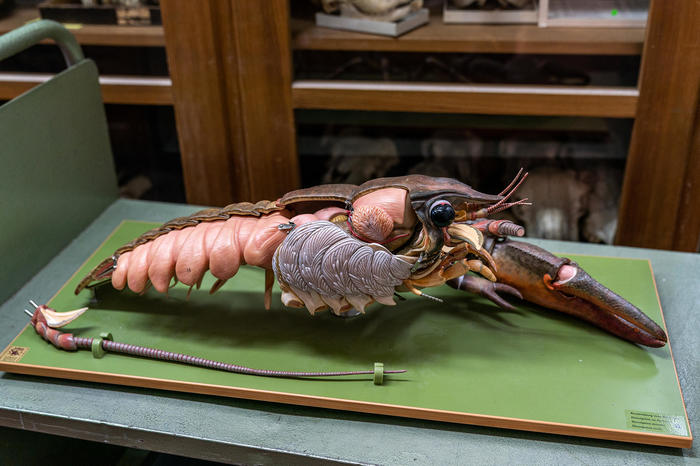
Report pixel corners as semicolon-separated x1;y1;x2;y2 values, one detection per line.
98;76;172;105
227;0;299;201
161;0;246;206
672;104;700;252
161;0;298;205
616;0;700;250
293;81;638;118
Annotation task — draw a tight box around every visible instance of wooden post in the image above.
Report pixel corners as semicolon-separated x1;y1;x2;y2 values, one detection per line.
227;0;300;201
673;104;700;252
616;0;700;250
161;0;299;206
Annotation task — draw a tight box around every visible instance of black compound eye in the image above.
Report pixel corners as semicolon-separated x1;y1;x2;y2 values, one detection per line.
430;200;455;227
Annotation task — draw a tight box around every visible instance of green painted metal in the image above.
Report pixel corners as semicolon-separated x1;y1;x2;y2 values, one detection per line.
0;21;118;303
0;20;84;65
6;221;690;444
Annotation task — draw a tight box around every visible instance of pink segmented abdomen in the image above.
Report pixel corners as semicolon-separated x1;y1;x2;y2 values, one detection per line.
103;207;348;295
110;213;284;293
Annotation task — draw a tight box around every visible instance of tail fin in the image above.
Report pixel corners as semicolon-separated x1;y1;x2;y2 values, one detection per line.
74;256;115;294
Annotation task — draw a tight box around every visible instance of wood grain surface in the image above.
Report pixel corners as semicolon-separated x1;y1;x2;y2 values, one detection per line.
161;0;245;206
292;17;644;55
673;103;700;252
616;0;700;250
227;0;300;202
0;7;164;47
0;73;173;105
162;0;299;205
292;81;638;117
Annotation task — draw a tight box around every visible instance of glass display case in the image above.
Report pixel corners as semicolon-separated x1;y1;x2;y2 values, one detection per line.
2;0;697;250
281;0;696;250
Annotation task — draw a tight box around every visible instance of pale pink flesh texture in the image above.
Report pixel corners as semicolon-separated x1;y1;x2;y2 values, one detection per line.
112;208;346;294
555;264;577;284
352;188;409;226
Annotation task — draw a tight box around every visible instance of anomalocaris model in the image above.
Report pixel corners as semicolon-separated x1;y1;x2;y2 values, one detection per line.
52;172;667;349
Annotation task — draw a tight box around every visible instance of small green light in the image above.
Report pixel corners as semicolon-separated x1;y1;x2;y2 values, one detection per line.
611;9;618;16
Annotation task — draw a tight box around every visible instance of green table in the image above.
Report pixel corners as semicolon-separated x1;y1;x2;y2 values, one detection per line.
0;199;697;464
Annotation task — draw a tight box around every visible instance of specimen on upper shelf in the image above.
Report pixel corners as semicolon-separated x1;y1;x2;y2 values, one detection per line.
322;128;399;184
315;0;429;36
510;166;591;242
508;166;621;244
321;0;424;22
62;173;667;348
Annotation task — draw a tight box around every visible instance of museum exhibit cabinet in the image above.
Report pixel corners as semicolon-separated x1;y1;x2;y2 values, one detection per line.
2;1;697;250
155;0;699;251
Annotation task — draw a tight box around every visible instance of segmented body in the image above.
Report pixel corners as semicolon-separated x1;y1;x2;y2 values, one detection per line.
273;221;414;314
77;175;515;316
61;174;671;348
76;200;347;296
76;200;280;293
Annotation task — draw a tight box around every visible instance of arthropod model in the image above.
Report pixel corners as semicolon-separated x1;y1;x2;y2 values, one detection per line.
49;172;665;349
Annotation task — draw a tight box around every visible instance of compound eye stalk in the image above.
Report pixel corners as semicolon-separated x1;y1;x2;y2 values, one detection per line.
430;200;455;228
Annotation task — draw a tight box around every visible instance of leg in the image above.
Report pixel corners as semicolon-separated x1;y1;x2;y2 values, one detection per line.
447;274;522;311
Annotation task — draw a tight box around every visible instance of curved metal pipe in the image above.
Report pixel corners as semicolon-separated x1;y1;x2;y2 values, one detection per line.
0;19;84;68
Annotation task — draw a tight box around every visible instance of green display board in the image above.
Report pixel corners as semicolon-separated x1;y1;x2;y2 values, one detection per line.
0;221;692;448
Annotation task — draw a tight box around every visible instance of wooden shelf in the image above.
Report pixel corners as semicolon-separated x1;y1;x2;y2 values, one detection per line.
292;80;638;118
0;7;164;47
291;16;644;56
0;72;172;105
295;109;611;132
0;8;168;104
